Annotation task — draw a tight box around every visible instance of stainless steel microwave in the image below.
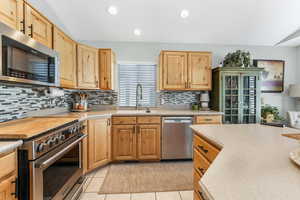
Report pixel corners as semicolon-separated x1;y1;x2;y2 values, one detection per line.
0;22;60;86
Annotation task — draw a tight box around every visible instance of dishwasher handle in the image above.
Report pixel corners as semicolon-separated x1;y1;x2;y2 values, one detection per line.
163;119;193;123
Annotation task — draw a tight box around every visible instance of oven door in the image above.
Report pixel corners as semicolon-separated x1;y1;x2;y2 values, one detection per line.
31;134;86;200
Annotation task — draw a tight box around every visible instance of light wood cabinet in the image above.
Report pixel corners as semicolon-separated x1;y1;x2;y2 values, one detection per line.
77;44;99;89
53;26;77;88
0;175;17;200
112;125;136;161
160;51;188;90
188;52;211;90
194;115;222;125
0;0;24;32
24;3;52;48
99;49;116;90
112;116;161;161
137;124;161;160
87;118;111;171
159;51;212;91
0;151;17;200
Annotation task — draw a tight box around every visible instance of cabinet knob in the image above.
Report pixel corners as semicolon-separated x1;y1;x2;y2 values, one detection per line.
197;145;208;153
28;24;33;37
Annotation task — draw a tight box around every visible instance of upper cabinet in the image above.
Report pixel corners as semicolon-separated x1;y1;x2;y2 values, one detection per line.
99;49;116;90
0;0;24;32
159;51;212;91
77;44;99;89
24;3;52;48
53;26;77;88
160;51;188;90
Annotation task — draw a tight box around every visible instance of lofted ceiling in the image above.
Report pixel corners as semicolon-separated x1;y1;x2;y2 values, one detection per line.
28;0;300;46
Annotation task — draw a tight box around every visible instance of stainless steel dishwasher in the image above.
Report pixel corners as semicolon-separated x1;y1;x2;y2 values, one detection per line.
162;116;193;160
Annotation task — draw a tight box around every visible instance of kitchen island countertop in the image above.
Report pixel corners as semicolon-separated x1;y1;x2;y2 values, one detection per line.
191;124;300;200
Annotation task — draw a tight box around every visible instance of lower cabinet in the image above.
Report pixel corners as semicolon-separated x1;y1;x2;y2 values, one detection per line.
112;125;136;161
0;175;17;200
0;151;18;200
85;118;111;172
137;125;161;160
112;116;161;161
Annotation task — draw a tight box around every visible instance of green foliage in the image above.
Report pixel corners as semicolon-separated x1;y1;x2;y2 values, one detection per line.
223;50;251;68
261;105;284;121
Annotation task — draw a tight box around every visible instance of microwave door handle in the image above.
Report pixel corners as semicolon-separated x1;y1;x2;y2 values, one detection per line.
36;135;86;169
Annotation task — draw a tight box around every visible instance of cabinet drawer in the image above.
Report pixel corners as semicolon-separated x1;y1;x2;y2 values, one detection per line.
194;135;220;162
195;115;222;124
0;151;16;180
194;149;210;176
137;116;161;124
112;117;136;125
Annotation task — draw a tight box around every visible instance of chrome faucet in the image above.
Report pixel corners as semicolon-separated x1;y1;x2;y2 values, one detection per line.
136;84;143;110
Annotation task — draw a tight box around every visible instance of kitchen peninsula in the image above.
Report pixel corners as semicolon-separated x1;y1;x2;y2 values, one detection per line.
191;124;300;200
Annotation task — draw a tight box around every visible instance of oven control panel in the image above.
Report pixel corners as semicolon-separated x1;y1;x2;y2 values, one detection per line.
34;122;85;157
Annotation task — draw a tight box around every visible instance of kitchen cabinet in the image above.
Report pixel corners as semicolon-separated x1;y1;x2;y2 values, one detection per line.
194;115;222;125
112;116;161;161
137;124;161;160
188;52;211;90
193;134;220;200
53;26;77;88
211;67;263;124
77;44;99;89
159;51;212;91
0;151;17;200
0;0;24;32
24;3;52;48
160;51;188;90
87;118;111;171
112;124;136;161
99;49;116;90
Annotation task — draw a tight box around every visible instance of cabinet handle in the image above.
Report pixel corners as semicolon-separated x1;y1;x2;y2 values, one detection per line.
20;20;25;33
204;118;213;121
197;145;208;153
28;24;33;37
198;167;206;174
11;178;18;198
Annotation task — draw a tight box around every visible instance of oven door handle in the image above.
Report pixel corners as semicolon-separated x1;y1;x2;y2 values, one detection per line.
36;135;86;169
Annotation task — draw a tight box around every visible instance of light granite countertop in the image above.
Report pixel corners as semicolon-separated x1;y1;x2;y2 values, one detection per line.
190;124;300;200
0;140;23;154
50;109;223;121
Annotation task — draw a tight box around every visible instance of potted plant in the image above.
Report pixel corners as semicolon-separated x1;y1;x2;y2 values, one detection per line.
223;50;252;68
261;105;284;123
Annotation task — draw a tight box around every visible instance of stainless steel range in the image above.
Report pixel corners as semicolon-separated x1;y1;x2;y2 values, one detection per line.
18;120;86;200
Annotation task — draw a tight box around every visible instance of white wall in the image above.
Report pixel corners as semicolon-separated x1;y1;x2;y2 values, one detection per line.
81;40;298;116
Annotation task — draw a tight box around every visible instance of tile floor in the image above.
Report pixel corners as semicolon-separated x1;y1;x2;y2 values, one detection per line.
80;165;193;200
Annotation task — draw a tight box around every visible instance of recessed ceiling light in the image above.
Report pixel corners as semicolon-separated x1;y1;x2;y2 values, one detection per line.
134;28;142;36
180;9;189;18
107;6;118;15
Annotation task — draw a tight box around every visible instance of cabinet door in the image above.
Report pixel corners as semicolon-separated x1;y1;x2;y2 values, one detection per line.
99;49;115;90
53;27;77;88
188;52;212;90
0;175;17;200
77;44;99;89
112;125;136;161
88;118;110;170
222;74;241;124
25;4;52;48
241;74;261;124
161;51;188;90
0;0;24;31
137;124;161;160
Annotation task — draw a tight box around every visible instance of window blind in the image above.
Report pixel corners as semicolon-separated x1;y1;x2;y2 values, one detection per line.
118;63;157;107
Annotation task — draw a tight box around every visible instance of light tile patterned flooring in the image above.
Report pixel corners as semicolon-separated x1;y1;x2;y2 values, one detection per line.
80;165;193;200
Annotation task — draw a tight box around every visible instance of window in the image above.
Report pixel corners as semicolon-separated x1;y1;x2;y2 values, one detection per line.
118;63;157;107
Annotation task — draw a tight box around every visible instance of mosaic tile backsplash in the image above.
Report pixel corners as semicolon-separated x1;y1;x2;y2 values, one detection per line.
159;91;201;105
0;83;118;122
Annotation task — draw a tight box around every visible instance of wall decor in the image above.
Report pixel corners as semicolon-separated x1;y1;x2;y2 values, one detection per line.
253;59;285;93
